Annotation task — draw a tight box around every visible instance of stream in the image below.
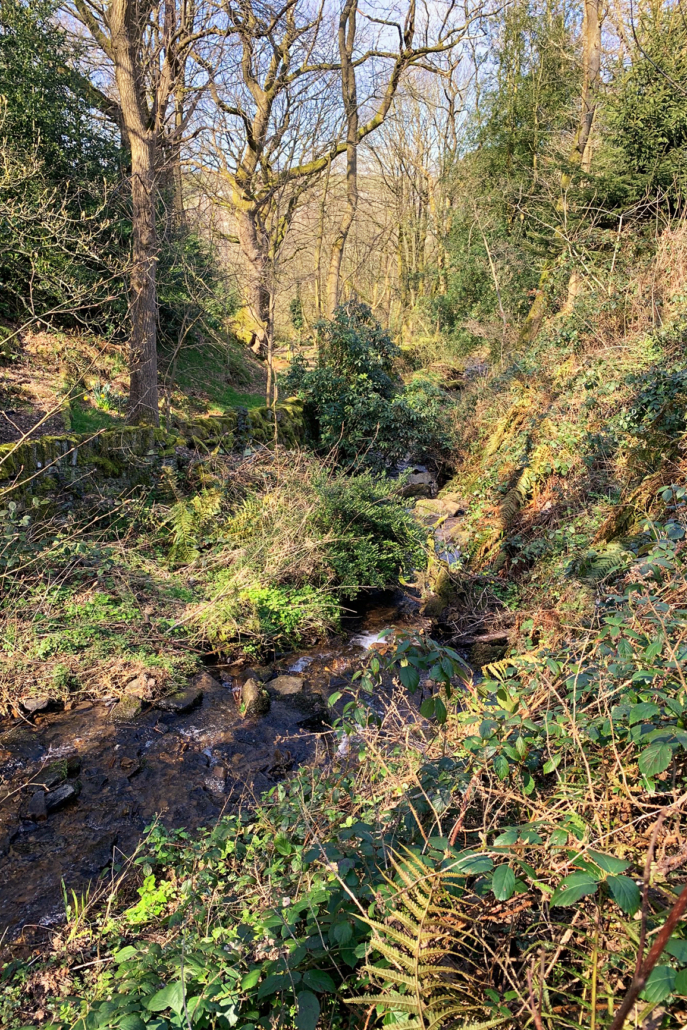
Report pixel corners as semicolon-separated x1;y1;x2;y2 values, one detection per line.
0;592;430;941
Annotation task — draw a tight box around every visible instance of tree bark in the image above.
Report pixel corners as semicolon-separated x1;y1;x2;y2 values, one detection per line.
110;0;159;425
237;206;270;357
326;0;358;317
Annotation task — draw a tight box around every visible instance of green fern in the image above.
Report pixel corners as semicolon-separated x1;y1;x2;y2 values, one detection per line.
567;541;632;583
169;489;222;562
348;850;506;1030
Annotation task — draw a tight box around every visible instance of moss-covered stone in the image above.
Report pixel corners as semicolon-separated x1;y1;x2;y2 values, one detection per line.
0;402;304;503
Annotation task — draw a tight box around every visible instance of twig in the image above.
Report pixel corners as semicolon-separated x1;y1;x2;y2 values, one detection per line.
609;881;687;1030
636;813;665;975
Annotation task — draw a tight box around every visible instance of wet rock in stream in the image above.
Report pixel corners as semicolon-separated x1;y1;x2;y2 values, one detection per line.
242;678;270;717
20;696;53;715
0;600;427;940
268;675;303;695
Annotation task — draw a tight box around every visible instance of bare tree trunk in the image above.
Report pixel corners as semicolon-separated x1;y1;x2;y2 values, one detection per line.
110;0;159;425
326;0;358;316
314;156;331;318
237;207;270;357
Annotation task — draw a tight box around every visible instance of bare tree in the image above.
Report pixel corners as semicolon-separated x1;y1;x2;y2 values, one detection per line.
206;0;483;360
325;0;484;316
64;0;215;424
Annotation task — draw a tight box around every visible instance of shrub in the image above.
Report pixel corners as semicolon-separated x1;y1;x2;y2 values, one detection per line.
284;303;455;470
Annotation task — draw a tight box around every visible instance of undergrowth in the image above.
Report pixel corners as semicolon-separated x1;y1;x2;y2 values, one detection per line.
6;516;687;1029
0;449;425;712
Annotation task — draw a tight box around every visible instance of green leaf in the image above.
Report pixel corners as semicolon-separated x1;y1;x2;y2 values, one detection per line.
296;991;320;1030
113;946;138;963
274;833;293;856
453;851;493;875
494;828;519;846
521;769;535;795
118;1017;145;1030
638;742;673;777
493;755;510;781
607;875;641;916
542;753;562;774
587;850;631;874
629;702;661;725
666;938;687;964
675;969;687;996
419;697;435;719
146;983;185;1014
328;691;342;706
241;969;261;990
550;871;599;907
398;665;420;692
641;966;676;1004
492;865;516;901
331;921;352;945
434;696;447;724
303;970;337;993
258;973;299;998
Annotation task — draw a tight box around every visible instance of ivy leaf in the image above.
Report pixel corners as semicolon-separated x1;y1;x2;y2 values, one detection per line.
638;742;673;777
607;875;641;916
492;865;516;901
640;966;676;1004
550;871;599;907
296;991;320;1030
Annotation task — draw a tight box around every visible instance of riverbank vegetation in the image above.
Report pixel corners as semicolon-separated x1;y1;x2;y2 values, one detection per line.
2;0;687;1027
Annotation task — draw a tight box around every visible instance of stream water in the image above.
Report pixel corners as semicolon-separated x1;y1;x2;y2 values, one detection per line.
0;593;430;941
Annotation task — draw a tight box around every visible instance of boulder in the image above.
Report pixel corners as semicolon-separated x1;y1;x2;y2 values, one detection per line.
45;782;79;813
268;675;304;696
416;498;463;518
400;471;437;498
245;665;274;683
192;670;222;691
124;674;155;699
111;695;142;722
20;696;52;714
26;790;47;821
155;686;203;714
37;756;81;790
242;678;270;717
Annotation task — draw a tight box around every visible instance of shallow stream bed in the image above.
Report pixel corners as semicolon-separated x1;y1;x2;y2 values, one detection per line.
0;594;428;940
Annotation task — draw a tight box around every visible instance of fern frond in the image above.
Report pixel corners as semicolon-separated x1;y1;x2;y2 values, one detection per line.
567;541;632;583
481;657;514;681
348;848;497;1030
